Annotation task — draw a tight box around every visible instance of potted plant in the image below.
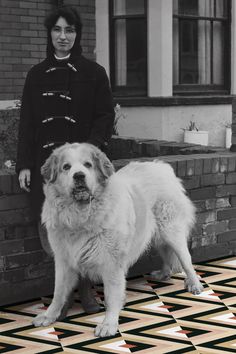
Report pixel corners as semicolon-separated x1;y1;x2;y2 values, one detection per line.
225;122;232;149
113;103;127;136
183;121;208;146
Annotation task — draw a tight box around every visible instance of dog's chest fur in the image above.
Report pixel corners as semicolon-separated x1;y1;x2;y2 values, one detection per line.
51;223;127;280
64;229;104;276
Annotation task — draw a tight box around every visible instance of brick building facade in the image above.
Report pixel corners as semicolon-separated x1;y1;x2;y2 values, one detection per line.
0;0;96;100
0;0;236;150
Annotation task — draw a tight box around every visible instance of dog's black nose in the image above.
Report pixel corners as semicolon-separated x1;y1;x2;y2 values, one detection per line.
73;171;85;181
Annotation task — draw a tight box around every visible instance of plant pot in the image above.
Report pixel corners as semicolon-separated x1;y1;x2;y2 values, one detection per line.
225;127;232;149
184;130;208;146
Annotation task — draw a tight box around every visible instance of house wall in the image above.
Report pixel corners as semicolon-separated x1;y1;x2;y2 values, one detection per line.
0;0;96;101
0;0;52;100
0;150;236;305
0;0;234;147
116;104;232;148
96;0;173;96
96;0;234;148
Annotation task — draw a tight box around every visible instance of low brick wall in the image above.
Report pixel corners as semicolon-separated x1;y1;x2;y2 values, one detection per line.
0;152;236;305
114;152;236;265
0;171;54;306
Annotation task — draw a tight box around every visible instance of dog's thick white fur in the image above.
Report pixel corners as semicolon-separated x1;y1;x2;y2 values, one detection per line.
32;142;203;337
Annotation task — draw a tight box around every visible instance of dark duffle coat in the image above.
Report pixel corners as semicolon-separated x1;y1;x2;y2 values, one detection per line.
16;54;115;219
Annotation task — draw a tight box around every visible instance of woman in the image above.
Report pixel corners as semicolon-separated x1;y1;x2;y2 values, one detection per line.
16;6;115;314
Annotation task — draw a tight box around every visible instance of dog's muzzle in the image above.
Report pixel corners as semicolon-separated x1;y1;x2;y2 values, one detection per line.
71;171;91;202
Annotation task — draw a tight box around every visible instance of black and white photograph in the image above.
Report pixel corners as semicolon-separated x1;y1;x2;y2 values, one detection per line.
0;0;236;352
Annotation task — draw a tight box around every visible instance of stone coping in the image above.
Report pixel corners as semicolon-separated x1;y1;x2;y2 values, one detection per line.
108;135;228;160
1;151;236;177
113;150;236;170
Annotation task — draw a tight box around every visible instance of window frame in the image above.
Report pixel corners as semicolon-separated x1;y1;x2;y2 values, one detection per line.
173;1;232;96
109;0;148;97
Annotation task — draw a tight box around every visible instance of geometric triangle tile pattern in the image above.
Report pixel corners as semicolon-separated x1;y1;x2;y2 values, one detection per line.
0;256;236;353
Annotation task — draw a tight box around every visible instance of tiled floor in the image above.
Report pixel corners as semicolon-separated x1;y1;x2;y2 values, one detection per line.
0;256;236;353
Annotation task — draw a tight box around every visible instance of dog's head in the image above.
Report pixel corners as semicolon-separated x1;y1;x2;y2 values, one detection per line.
41;143;114;203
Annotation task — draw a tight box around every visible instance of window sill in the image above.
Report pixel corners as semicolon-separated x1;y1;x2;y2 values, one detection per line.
113;95;234;107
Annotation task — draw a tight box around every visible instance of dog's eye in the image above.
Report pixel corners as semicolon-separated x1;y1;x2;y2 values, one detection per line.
63;163;71;171
84;161;92;169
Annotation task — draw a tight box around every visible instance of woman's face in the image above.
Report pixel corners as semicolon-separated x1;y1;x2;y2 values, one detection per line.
51;17;77;57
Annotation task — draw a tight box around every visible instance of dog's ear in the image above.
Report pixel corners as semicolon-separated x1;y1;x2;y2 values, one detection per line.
93;149;114;182
41;153;59;183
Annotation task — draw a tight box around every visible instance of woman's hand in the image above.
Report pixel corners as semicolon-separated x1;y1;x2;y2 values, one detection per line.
19;169;31;192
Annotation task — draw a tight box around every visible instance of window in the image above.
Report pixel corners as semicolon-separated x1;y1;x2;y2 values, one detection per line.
173;0;231;95
110;0;147;96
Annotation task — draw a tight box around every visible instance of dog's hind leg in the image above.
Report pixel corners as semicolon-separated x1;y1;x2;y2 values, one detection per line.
151;243;182;281
158;225;203;295
78;277;101;314
95;268;126;337
32;257;78;327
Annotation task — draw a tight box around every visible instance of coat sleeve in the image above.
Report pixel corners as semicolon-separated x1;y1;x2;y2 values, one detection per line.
15;70;36;174
87;65;115;149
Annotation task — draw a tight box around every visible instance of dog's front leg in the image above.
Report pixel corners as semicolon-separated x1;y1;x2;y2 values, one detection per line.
32;257;78;327
95;268;126;337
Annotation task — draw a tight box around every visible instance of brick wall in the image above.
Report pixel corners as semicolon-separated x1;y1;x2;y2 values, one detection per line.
0;0;96;100
64;0;96;60
0;171;54;305
161;153;236;261
0;151;236;305
114;153;236;265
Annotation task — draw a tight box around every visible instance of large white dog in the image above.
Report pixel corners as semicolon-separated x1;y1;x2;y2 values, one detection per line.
33;142;203;337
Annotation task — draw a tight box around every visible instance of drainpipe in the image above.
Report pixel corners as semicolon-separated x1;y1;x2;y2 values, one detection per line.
231;97;236;151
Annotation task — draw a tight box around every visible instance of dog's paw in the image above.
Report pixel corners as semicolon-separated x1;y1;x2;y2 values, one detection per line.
184;278;203;295
151;270;171;281
32;313;58;327
94;322;118;337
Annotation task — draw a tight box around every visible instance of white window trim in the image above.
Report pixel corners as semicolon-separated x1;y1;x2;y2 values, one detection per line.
95;0;173;97
231;0;236;94
95;0;110;77
148;0;173;96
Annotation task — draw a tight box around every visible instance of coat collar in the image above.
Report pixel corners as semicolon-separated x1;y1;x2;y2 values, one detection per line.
45;53;81;72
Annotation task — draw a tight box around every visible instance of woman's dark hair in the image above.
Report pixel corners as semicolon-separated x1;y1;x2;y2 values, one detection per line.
44;6;83;58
